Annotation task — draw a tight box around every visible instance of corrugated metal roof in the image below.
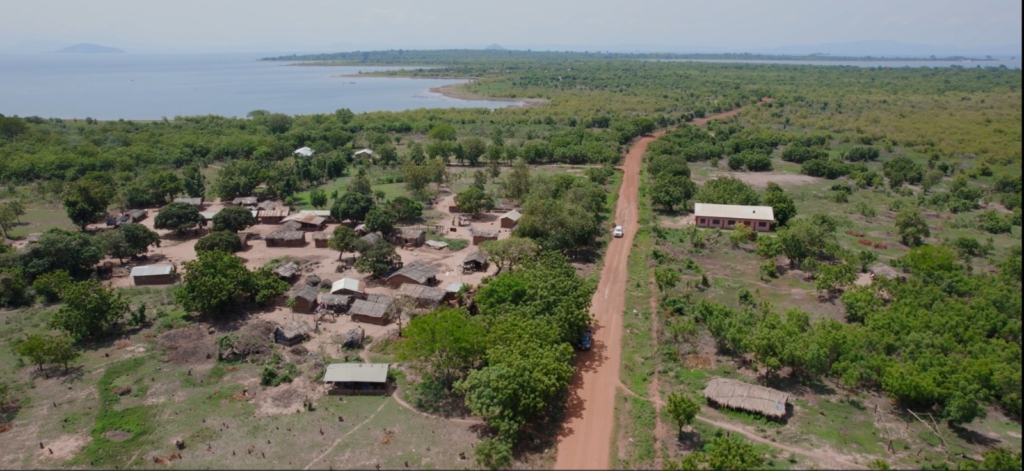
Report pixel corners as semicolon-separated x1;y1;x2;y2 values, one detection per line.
331;278;363;294
446;282;465;293
258;209;290;218
298;210;332;217
693;203;774;222
173;197;203;206
200;211;220;220
353;148;374;156
131;265;174;277
282;214;327;226
323;363;389;383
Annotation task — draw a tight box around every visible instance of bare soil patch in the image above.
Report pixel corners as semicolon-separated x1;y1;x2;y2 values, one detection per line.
695;171;821;188
37;434;90;461
102;430;133;441
157;326;217;365
254;381;321;417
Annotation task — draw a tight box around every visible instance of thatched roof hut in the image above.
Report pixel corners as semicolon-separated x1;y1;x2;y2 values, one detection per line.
398;284;447;308
702;378;790;419
320;294;353;313
273;261;300;279
274;320;312;346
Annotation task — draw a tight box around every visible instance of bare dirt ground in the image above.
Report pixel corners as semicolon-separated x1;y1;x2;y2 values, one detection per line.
694;171;822;188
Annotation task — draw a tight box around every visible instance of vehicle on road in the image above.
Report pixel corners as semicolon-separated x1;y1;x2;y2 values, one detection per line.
613;225;624;238
577;328;593;351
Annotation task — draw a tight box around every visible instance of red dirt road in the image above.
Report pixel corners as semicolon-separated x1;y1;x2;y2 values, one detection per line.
553;129;657;470
555;105;764;469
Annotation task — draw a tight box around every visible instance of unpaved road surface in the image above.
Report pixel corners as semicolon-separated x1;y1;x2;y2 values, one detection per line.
553;129;653;470
554;104;764;470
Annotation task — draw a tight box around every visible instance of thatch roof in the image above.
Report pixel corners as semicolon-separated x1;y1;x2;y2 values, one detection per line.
232;196;259;206
463;250;487;266
126;209;148;220
398;284;447;304
320;294;353;309
399;228;425;239
312;230;331;241
360;232;382;245
388;260;438;284
348;294;395;319
291;285;319;303
276;320;312;340
265;229;305;241
702;378;790;419
273;261;300;278
473;229;499;239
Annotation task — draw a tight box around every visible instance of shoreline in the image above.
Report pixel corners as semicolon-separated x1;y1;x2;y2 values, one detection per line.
333;73;548;109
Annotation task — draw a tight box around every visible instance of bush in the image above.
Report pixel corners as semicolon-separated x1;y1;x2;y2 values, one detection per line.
801;158;850;179
194;230;244;253
843;147;880;162
977;210;1012;234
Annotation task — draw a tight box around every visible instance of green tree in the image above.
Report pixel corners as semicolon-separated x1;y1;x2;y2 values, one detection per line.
154;202;204;234
49;280;129;339
95;228;130;262
427;123;457;141
182;164;206;198
176;250;253;317
364;206;397;235
463;137;487;166
328;225;359;256
62;173;117;230
211;160;266;200
895;206;930;247
479;237;539;273
330;192;375;222
195;230;244;253
703;435;766;470
5;200;26;223
354;241;401;278
250;268;289;307
348;173;373;196
15;332;78;374
0;205;15;239
666;391;700;434
387;196;423;222
883;156;925;188
212;206;257;232
396;308;486;388
309;188;328;209
502;159;532;202
650;174;697;212
19;228;103;280
762;182;797;227
729;223;756;247
455;187;495;218
474;439;513;470
695;177;761;206
32;269;73;303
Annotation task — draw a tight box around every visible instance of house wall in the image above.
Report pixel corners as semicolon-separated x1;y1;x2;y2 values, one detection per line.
472;235;497;246
314;239;329;248
267;238;306;248
133;274;175;286
351;313;389;325
695;217;772;232
259;216;285;224
291;297;316;312
387;274;421;289
500;218;517;229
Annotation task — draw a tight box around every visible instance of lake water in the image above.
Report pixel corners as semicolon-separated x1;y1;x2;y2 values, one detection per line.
0;53;518;120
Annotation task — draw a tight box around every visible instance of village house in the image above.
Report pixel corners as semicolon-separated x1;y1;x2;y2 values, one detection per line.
130;265;176;286
446;282;466;298
702;377;790;420
330;278;365;298
499;209;521;229
472;229;499;245
231;196;259;208
694;203;775;232
359;232;383;246
297;209;334;222
462;250;488;273
265;229;307;247
281;214;327;231
386;260;439;289
394;228;426;248
173;197;204;209
348;294;396;325
294;146;314;157
323;363;390;395
274;320;312;346
289;285;319;313
319;294;354;313
312;230;331;248
26;233;43;244
398;284;448;309
272;261;300;280
257;208;290;224
199;210;220;226
352;148;374;159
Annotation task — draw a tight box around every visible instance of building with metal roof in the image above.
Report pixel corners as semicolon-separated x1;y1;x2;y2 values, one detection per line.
265;229;307;247
330;278;364;297
281;214;327;230
173;197;204;208
130;265;175;285
386;260;439;288
694;203;775;232
323;363;390;395
294;146;314;157
353;148;374;159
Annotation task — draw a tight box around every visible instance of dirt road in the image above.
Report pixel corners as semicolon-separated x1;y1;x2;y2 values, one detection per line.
554;104;765;469
553;129;655;470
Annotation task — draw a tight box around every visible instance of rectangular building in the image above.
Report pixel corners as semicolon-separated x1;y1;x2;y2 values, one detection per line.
693;203;775;232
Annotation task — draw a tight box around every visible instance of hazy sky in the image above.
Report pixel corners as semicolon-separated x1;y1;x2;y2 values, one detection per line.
1;0;1020;53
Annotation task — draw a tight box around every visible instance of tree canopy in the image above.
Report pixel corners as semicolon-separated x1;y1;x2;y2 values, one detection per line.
154;202;204;234
212;206;257;232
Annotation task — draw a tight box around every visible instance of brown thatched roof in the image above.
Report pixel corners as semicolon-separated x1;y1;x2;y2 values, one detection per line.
273;261;300;278
473;229;499;239
265;230;305;241
702;378;790;419
349;294;395;319
320;294;353;309
312;230;331;241
291;285;319;303
398;284;447;304
276;320;312;340
388;260;438;284
463;250;487;265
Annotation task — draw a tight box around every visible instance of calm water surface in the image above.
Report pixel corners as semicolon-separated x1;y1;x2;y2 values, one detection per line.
0;53;517;120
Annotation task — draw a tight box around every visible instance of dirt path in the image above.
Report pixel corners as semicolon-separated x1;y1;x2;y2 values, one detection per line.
647;275;669;469
303;398;390;469
554;102;768;470
694;415;867;470
391;389;484;426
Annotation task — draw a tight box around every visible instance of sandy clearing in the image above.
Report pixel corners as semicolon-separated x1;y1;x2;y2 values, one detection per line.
694;171;822;188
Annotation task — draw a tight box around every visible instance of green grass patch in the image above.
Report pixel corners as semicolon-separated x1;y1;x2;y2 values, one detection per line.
425;233;469;251
73;357;157;468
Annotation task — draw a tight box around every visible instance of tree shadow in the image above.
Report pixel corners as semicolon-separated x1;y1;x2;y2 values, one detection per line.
674;428;706;453
951;425;1002;447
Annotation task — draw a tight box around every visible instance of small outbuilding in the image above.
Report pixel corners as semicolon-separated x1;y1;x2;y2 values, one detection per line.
289;285;319;313
323;363;389;395
702;377;790;420
257;208;290;224
359;232;383;246
395;228;426;247
26;233;43;244
353;148;374;159
330;278;365;298
319;294;353;313
499;209;521;229
125;209;148;223
173;197;204;209
349;294;396;325
312;231;331;248
446;282;465;297
462;251;488;272
130;265;176;286
274;320;312;346
294;146;315;157
472;229;499;246
272;261;300;279
386;260;438;288
398;284;448;309
265;229;307;247
232;196;259;208
694;203;775;232
425;239;449;250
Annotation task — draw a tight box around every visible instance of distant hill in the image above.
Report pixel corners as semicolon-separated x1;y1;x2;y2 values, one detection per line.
485;44;506;51
55;43;125;54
